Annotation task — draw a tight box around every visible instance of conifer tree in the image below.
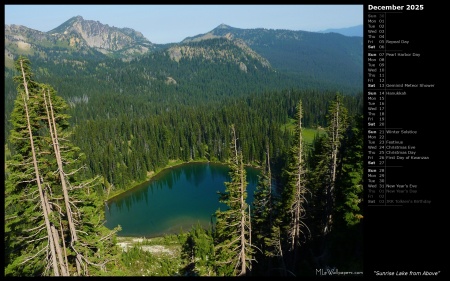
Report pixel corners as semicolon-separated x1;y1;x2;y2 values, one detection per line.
5;57;121;276
336;114;363;226
279;100;310;270
251;144;274;271
181;223;215;276
322;94;348;235
213;124;254;276
306;94;349;268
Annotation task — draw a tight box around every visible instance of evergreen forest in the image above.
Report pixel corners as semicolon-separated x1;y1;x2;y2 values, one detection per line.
4;55;363;276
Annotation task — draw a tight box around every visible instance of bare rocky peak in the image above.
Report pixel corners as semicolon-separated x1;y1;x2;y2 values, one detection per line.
50;16;153;53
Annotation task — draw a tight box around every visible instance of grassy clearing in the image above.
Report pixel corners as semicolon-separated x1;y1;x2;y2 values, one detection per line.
114;233;187;276
281;118;326;144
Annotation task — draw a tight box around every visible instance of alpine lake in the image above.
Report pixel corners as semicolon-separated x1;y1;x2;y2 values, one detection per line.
104;162;260;237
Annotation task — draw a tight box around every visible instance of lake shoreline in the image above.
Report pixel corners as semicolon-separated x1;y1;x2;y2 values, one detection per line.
106;159;213;201
104;160;261;238
105;159;261;202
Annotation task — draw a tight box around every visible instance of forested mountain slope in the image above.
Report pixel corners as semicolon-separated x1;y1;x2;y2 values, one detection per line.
183;24;363;90
5;19;362;138
4;16;363;194
5;16;364;276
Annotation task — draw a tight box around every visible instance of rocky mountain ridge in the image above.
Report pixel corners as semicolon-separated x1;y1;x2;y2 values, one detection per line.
5;16;363;97
5;16;155;63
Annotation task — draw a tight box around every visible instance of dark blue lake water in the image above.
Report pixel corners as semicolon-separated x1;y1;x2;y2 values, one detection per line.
104;162;259;237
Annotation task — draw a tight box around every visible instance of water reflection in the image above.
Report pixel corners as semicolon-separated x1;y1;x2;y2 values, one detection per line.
105;162;259;237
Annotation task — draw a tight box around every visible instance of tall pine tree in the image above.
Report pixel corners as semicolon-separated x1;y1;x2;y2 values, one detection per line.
279;100;310;272
336;114;363;226
214;124;254;276
5;56;65;276
5;57;121;276
307;93;349;268
322;93;348;235
251;144;273;273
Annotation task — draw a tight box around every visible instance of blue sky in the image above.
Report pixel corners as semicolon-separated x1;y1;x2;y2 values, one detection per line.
5;4;363;44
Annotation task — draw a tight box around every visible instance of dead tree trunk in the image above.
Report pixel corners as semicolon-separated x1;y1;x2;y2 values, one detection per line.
324;98;340;236
240;158;247;276
43;88;82;275
19;59;60;276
